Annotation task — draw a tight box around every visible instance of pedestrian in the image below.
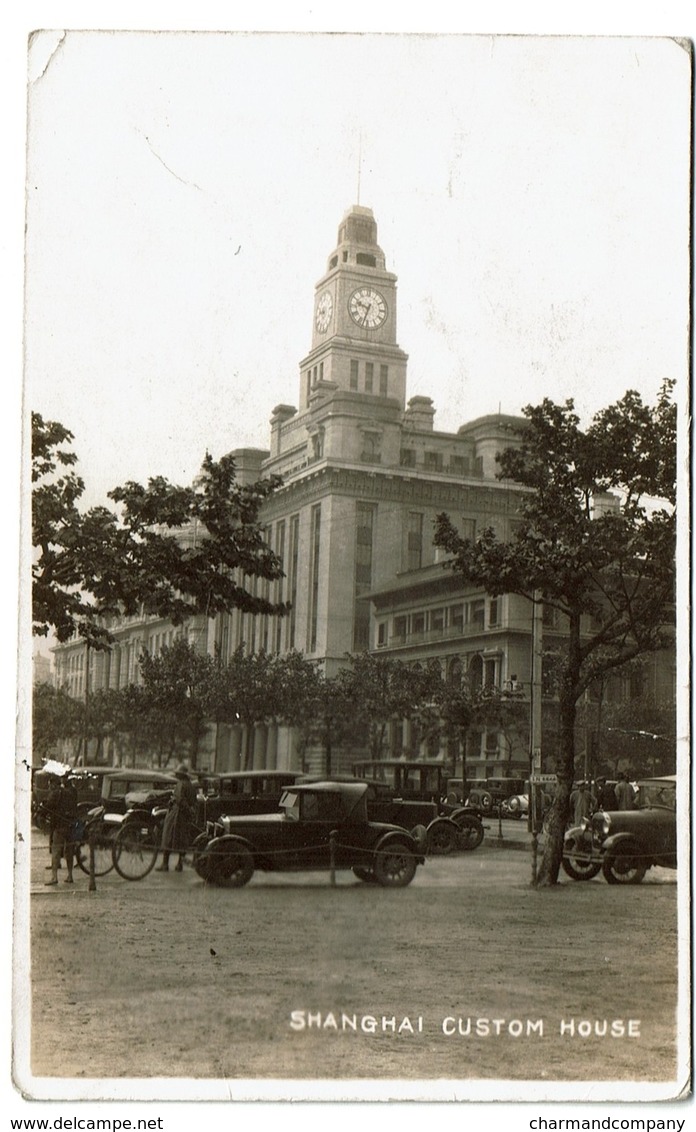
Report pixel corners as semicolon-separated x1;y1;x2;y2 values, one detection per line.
156;763;198;872
44;774;78;885
594;776;616;811
614;772;636;811
569;780;596;825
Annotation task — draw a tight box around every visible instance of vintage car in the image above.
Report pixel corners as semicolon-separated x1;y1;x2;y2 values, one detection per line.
195;780;426;888
303;773;482;854
351;760;486;851
562;775;677;884
31;763;117;830
197;770;306;824
100;768;179;816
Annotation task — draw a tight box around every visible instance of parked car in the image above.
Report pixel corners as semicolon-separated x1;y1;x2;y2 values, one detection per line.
351;760;486;851
562;775;677;884
196;780;426;888
302;774;478;854
500;793;529;820
31;763;117;830
197;770;306;824
100;769;179;816
455;777;527;814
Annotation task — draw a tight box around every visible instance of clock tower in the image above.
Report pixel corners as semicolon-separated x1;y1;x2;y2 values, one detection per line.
299;205;408;409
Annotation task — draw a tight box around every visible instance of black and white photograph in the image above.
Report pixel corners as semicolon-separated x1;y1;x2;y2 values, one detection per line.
9;10;691;1120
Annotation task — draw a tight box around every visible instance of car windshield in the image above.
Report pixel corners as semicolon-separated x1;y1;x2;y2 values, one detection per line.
280;790;301;821
636;781;676;811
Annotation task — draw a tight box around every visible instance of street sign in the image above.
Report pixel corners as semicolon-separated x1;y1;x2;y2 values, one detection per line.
530;774;558;784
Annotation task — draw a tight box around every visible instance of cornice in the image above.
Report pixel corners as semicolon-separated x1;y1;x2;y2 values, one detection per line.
260;462;521;520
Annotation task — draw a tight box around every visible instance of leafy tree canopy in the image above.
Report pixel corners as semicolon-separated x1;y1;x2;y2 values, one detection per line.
32;413;288;647
434;383;676;884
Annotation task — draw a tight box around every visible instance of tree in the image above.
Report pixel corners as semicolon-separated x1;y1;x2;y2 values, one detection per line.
202;644;282;771
434;384;676;886
275;654;356;775
32;682;84;761
137;638;214;768
32;413;288;646
339;653;445;761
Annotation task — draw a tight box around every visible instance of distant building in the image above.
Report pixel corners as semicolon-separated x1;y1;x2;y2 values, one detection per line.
32;653;53;686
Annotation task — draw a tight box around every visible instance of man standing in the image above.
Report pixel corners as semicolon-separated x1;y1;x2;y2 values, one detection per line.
615;772;636;811
569;780;596;825
44;774;78;885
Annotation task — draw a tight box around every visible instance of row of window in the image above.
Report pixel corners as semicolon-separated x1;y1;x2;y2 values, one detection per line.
377;598;500;645
400;450;484;477
349;359;389;396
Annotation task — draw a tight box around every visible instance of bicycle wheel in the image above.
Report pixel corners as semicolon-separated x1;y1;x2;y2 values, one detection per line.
74;829;116;876
112;820;160;881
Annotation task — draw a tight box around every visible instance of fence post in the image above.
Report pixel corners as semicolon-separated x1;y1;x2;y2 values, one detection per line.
329;830;337;887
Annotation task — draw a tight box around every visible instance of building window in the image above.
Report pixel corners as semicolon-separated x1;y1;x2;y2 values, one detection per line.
353;502;376;651
406;511;423;571
460;517;476;541
350;360;359;390
473;456;484;477
380;365;388;396
484;658;498;686
377;622;387;647
488;598;499;627
393;615;408;640
356;252;376;266
288;515;300;649
365;362;374;393
275;521;286;653
319;362;324;381
430;607;445;632
450;454;470;475
400;448;416;467
361;433;381;464
411;612;425;635
449;604;464;632
308;505;322;652
424;451;443;471
470;599;485;630
543;603;560;629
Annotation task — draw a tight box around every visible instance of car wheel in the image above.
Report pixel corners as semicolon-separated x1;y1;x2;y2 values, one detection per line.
191;832;212;881
426;818;459;856
453;815;484;851
352;866;377;883
373;840;417;887
205;837;254;888
561;855;601;881
602;844;647;885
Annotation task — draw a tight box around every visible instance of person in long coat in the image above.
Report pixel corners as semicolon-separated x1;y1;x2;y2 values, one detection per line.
156;764;198;872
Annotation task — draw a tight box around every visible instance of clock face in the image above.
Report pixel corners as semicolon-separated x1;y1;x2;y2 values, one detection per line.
349;287;387;329
315;291;333;333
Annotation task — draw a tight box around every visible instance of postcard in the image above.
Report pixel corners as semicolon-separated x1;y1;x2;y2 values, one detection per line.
13;24;691;1118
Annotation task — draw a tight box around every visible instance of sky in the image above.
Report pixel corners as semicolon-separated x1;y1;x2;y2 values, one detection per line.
22;32;690;508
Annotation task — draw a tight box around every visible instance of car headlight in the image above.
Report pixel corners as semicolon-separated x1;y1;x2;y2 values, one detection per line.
580;818;590;832
601;812;611;836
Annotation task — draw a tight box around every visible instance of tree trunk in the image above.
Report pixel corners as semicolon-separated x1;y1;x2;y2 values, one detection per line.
536;612;581;886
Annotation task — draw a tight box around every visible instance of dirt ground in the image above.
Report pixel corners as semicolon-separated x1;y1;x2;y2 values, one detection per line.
22;827;681;1093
